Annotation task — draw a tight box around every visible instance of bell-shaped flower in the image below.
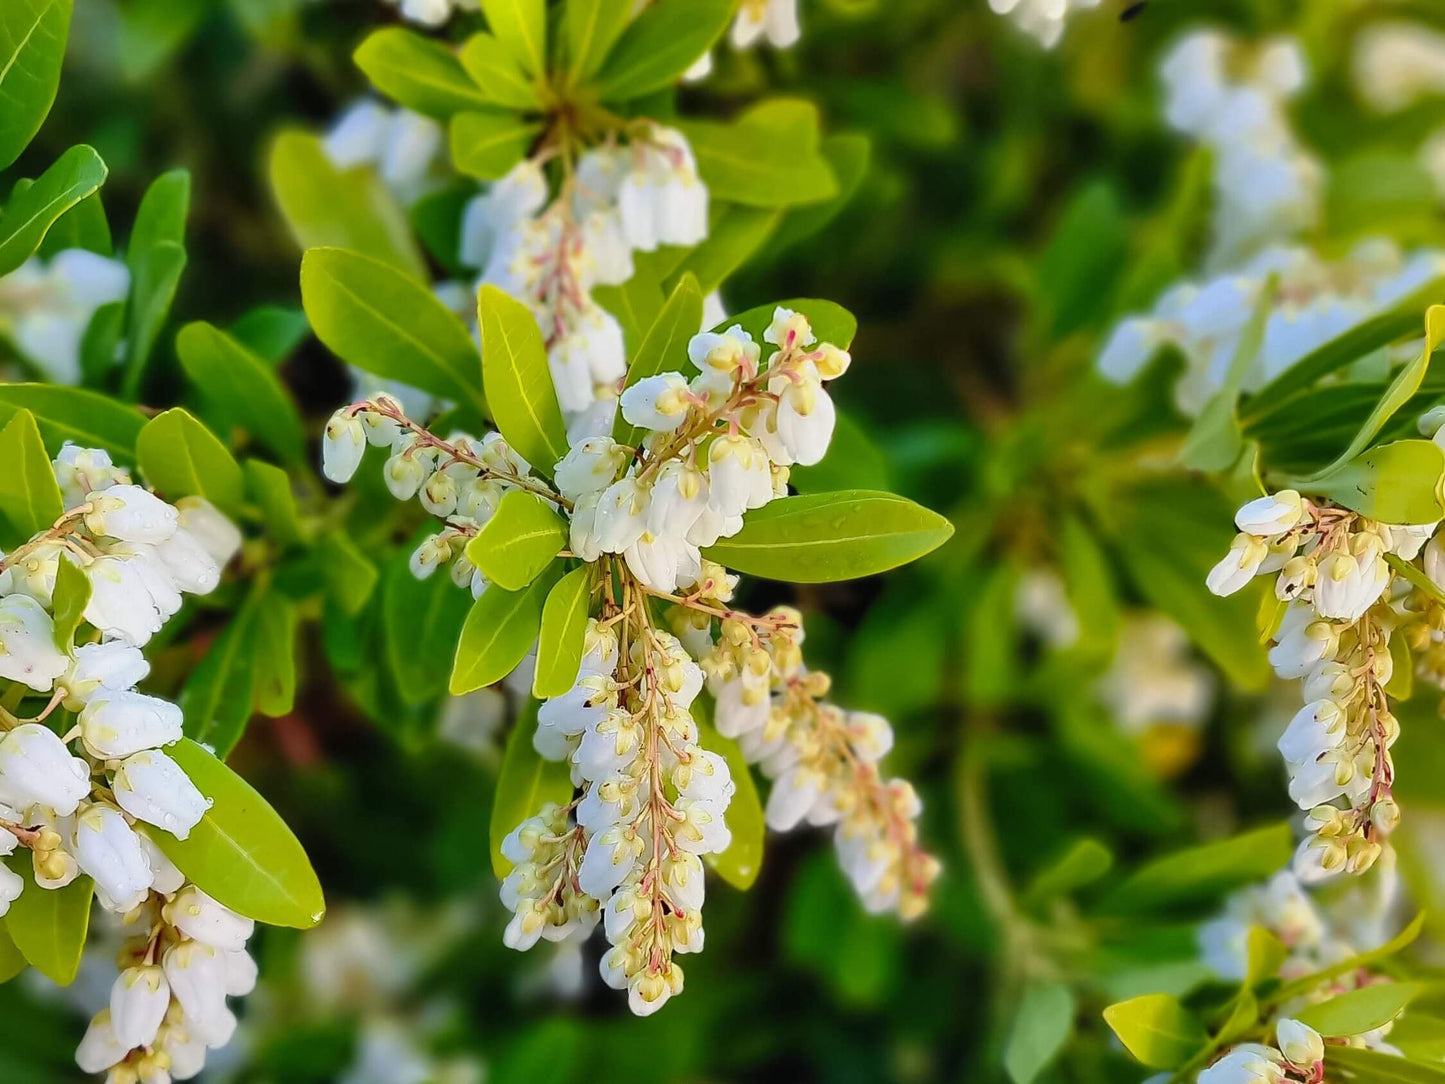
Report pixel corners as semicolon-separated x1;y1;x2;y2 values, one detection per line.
63;641;150;708
764;306;816;352
75;1011;129;1074
556;437;628;503
162;941;233;1045
0;593;68;691
731;0;800;48
1275;1018;1323;1070
85;555;165;645
1206;534;1268;596
140;834;186;894
593;477;652;554
321;412;367;483
163;886;254;951
110;964;170;1049
578;823;641;898
177;497;241;570
84;484;178;544
1277;699;1346;765
0;724;91;816
688;325;759;380
80;690;183;759
55;444;128;510
1197;1043;1286;1084
624;531;701;594
1235;490;1304;536
772;374;836;466
620;373;692;434
73;803;152;912
111;750;210;840
0;862;22;917
149;527;221;594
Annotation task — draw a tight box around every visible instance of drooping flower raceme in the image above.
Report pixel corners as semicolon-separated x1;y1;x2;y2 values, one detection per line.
323;305;940;1015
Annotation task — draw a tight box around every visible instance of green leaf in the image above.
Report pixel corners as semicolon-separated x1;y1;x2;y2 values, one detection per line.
450;569;556;695
1295;983;1423;1039
1037;181;1128;338
0;409;62;548
180;596;259;756
1286;440;1445;525
458;32;542;110
594;265;665;356
152;739;325;929
354;28;498;118
789;409;891;495
1326;1046;1445;1082
465;492;568;592
0;922;27;983
1243;925;1287;987
251;592;299;717
122;170;190;398
1005;983;1075;1084
1021;838;1113;908
2;861;90;986
691;692;763;889
479;0;546;75
663;205;780;295
0;0;73;171
449;111;541;180
595;0;732;102
1101;993;1207;1070
702;491;954;583
490;699;575;878
678;113;839;209
268;130;425;279
383;549;474;704
1276;914;1425;1001
613;272;703;446
1180;279;1273;471
244;460;305;548
39;189;111;258
1098;822;1294;914
49;554;89;652
176;322;305;465
769;133;872;252
319;529;379;616
300;247;487;417
0;145;108;276
478;283;568;476
713;297;857;350
0;384;144;459
137;408;244;516
532;565;592;699
564;0;631;83
230;305;309;365
1057;514;1119;657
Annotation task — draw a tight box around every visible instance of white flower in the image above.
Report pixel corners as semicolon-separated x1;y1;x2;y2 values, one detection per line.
85;555;166;645
0;250;130;385
593;477;652;554
75;1011;129;1074
141;833;186;894
624;532;702;594
0;862;22;917
771;376;836;466
688;325;760;381
0;593;68;691
64;641;150;707
1197;1043;1285;1084
163;940;234;1045
618;128;708;252
1276;1018;1323;1069
620;373;692;433
84;484;178;543
1313;540;1390;622
79;690;183;759
0;723;91;816
1206;534;1268;596
1235;491;1304;536
555;437;628;502
164;886;254;952
112;750;210;840
731;0;800;49
110;964;170;1048
648;461;708;538
322;412;368;483
1277;699;1346;765
149;526;221;594
73;803;153;912
53;444;128;509
765;766;824;831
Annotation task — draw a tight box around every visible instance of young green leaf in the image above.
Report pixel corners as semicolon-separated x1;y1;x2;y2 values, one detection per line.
122;170;190;398
2;861;91;986
450;112;541;180
244;460;306;548
490;699;574;878
354;28;498;118
251;592;299;717
230;305;309;365
1295;983;1422;1039
769;133;872;252
677;114;839;209
268;130;426;280
613;272;703;445
38;189;111;259
151;739;326;929
1275;914;1425;1001
0;0;74;171
0;409;63;548
532;565;592;699
478;283;569;476
1102;993;1207;1070
465;491;569;591
0;384;144;459
1325;1045;1445;1082
300;247;487;418
694;700;764;890
180;597;259;756
595;0;732;101
713;297;857;350
1287;439;1445;525
176;322;306;465
0;144;108;276
383;550;474;703
1021;838;1113;908
1097;821;1294;914
478;0;546;75
564;0;631;83
458;32;542;110
137;408;245;516
451;570;556;694
1005;983;1075;1084
702;491;954;583
49;554;89;652
1243;926;1287;987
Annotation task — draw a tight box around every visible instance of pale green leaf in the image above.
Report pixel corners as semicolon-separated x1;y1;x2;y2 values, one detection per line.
595;0;732;101
694;696;763;890
1326;1045;1445;1082
613;272;702;446
180;594;259;756
564;0;631;83
450;569;556;694
458;32;542;110
244;460;306;548
136;408;245;516
1021;838;1113;908
49;553;89;652
354;28;497;118
251;592;299;717
663;205;780;295
1286;440;1445;525
2;860;90;986
465;491;568;591
532;565;592;699
1098;822;1294;914
712;297;857;350
449;111;541;180
0;144;107;276
319;529;379;616
122;170;190;397
0;408;62;548
479;0;546;75
0;384;144;459
678;112;840;209
0;922;27;983
478;283;568;476
1101;993;1207;1070
383;548;473;703
1296;983;1423;1039
1005;983;1075;1084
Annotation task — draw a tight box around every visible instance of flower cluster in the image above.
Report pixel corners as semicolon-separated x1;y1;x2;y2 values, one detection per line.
686;0;802;81
1198;1021;1325;1084
1205;490;1438;880
1098;241;1445;415
987;0;1099;49
77;886;257;1083
697;601;939;918
0;249;130;385
1161;30;1319;265
1352;20;1445;115
323;99;447;208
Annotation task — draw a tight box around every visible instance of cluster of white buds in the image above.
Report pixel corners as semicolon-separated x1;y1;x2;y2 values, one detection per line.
460;130;709;429
1099;241;1445;416
685;0;802;81
987;0;1100;49
504;609;733;1016
1199;1021;1325;1084
0;249;130;386
696;599;939;918
1351;20;1445;115
323;99;446;208
1206;491;1439;880
1160;30;1319;264
76;886;257;1083
380;0;478;28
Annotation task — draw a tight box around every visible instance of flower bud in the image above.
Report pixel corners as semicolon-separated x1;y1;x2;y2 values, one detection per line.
112;750;210;840
73;803;152;912
0;593;69;692
321;412;366;483
110;964;170;1049
0;723;91;816
80;690;183;759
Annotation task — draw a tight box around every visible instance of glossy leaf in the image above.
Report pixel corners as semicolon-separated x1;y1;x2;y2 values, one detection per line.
458;32;542;110
122;170;190;398
702;491;954;583
467;493;569;593
450;570;556;695
1289;440;1445;525
180;596;259;756
678;114;839;209
713;297;857;350
244;460;306;548
564;0;631;83
1244;926;1287;987
0;144;108;276
1325;1046;1445;1082
478;283;568;476
301;247;487;417
251;592;299;717
176;322;305;465
49;554;89;652
383;550;474;703
532;565;592;699
595;0;732;102
1097;821;1293;914
613;272;703;446
0;0;73;170
152;739;326;929
319;529;379;616
695;703;764;890
1295;982;1422;1039
769;133;872;251
1022;838;1113;908
595;266;666;356
354;28;497;118
137;408;245;516
1102;993;1207;1070
479;0;546;75
269;130;425;279
2;861;90;986
1005;983;1075;1084
490;699;574;878
0;384;144;458
0;923;26;983
663;205;780;295
0;409;62;548
450;111;541;180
